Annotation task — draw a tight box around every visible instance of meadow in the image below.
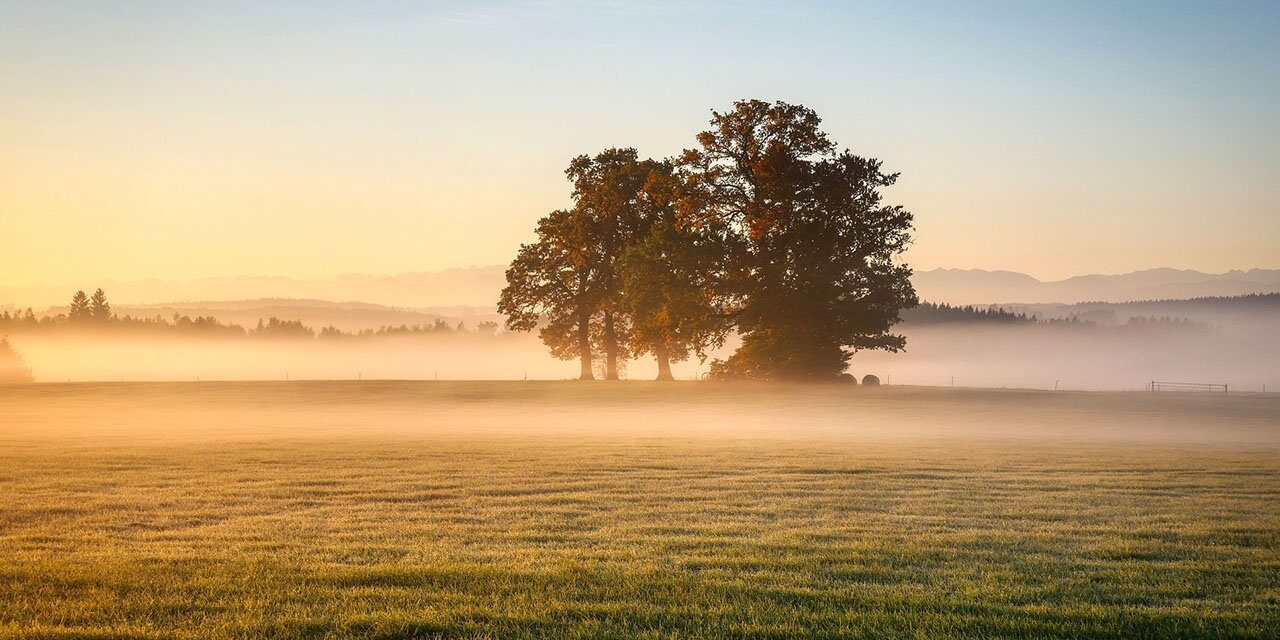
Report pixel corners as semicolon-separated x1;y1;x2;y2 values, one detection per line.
1;382;1277;638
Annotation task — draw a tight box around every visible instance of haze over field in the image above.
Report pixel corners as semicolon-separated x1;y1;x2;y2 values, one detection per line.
6;293;1277;391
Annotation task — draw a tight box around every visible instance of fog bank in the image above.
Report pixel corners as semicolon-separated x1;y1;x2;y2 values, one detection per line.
7;319;1277;392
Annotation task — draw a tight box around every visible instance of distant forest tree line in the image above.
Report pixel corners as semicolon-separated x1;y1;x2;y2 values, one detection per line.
0;285;1221;363
0;289;502;340
901;302;1212;331
1071;292;1280;309
901;302;1033;324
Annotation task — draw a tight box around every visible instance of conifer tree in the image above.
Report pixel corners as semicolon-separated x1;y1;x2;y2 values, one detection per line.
68;291;91;322
90;288;111;322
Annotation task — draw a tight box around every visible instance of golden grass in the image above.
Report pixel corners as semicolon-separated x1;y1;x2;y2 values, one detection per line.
1;382;1277;638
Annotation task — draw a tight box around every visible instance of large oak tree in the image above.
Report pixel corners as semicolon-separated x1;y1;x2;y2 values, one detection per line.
503;101;914;381
500;148;665;380
619;167;731;380
498;208;601;379
566;149;661;380
680;99;918;380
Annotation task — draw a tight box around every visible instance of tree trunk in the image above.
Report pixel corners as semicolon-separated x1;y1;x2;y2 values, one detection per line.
654;344;674;381
577;310;593;380
603;311;619;380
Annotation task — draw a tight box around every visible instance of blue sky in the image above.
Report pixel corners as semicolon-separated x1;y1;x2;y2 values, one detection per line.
2;1;1277;283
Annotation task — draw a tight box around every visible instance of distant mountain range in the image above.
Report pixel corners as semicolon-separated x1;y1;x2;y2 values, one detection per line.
3;266;1278;310
914;268;1280;305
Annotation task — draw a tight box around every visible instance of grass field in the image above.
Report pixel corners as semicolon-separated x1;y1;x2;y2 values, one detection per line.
1;382;1278;638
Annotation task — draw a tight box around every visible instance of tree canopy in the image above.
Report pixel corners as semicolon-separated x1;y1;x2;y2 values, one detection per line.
500;148;733;380
567;148;665;379
679;99;917;380
500;99;918;381
499;208;602;379
619;167;730;380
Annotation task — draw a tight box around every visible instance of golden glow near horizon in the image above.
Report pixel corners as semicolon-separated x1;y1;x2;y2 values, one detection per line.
2;2;1277;287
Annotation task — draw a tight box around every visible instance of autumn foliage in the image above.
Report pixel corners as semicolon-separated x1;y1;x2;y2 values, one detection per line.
501;100;917;381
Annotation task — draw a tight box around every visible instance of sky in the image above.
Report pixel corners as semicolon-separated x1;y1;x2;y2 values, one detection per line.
2;0;1278;287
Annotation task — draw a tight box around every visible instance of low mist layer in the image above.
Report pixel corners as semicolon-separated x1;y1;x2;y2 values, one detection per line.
4;381;1278;449
854;323;1280;391
7;318;1277;392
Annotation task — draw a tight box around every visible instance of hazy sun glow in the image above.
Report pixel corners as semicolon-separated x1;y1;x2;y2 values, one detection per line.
2;1;1277;287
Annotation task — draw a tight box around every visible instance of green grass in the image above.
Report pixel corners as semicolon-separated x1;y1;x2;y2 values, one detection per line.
1;382;1277;638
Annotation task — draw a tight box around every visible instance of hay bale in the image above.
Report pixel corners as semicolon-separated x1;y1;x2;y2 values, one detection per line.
861;374;880;386
839;373;857;384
